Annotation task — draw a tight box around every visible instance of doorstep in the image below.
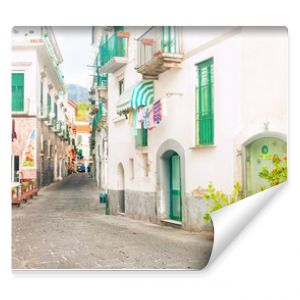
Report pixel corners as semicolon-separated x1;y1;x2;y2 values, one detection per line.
162;219;182;229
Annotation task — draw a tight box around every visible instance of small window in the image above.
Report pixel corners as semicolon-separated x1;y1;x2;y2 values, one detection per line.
12;155;20;182
135;126;148;147
119;79;124;95
12;73;24;112
196;58;214;145
129;158;134;180
142;154;149;177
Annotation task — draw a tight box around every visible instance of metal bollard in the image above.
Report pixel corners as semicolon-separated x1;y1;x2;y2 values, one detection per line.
99;192;109;215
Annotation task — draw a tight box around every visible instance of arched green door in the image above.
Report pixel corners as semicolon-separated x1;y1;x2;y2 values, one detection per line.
169;153;182;221
245;136;287;196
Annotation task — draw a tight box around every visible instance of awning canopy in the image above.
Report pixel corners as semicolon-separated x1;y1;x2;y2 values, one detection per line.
116;85;135;114
131;80;154;109
116;80;155;114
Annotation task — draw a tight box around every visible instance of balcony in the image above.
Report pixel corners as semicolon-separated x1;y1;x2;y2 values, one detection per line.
58;123;64;137
43;111;55;127
53;121;61;133
96;73;108;89
89;104;99;116
98;32;128;73
43;34;65;88
96;73;108;100
135;27;183;80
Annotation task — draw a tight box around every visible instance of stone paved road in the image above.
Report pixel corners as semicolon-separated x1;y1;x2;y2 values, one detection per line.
12;174;213;269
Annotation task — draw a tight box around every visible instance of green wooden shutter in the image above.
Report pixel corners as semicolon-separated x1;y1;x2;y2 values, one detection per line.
12;73;24;112
135;127;148;147
197;58;214;145
53;102;58;125
47;93;51;115
54;102;57;118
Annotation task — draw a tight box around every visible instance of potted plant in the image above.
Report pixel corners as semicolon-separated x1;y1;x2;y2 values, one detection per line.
12;185;22;206
30;179;38;196
11;187;17;198
21;182;29;192
21;182;31;201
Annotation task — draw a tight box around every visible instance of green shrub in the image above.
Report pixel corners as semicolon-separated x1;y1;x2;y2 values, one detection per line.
203;182;242;222
259;154;287;190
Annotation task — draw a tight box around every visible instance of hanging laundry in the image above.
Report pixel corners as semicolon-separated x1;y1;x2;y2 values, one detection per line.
161;98;168;119
148;105;156;130
153;99;162;124
143;107;150;129
137;107;144;129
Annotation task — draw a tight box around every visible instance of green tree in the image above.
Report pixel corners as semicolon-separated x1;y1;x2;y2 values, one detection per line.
77;101;90;119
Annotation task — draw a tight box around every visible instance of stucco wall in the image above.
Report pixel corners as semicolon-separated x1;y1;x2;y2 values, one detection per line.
105;27;287;231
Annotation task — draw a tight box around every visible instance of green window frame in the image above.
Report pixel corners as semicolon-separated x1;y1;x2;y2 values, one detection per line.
196;58;214;145
52;102;58;125
135;127;148;147
12;73;24;112
47;93;52;115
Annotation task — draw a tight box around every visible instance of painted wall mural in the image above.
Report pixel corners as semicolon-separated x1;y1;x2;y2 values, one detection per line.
21;129;36;168
11;118;37;179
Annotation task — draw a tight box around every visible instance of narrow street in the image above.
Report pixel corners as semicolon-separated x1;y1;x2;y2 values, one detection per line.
12;174;213;269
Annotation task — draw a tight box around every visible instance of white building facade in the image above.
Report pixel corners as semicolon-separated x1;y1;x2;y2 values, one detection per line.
11;26;74;189
92;26;288;232
89;27;109;189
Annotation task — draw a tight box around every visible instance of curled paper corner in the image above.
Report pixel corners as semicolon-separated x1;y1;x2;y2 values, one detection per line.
205;182;287;267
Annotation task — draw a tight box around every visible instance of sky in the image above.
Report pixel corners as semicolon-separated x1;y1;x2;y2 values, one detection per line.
54;27;94;88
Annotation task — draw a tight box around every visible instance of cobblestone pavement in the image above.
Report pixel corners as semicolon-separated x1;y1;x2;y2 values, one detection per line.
12;174;213;269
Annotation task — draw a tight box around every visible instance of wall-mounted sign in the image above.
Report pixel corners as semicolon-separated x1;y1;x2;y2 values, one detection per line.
30;38;43;43
22;129;36;168
141;38;154;45
117;31;130;38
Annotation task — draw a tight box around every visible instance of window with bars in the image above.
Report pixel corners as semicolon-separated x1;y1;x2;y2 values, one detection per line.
196;58;214;145
12;73;24;112
135;127;148;147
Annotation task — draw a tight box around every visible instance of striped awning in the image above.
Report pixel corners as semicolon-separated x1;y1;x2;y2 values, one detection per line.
131;80;154;109
116;85;136;113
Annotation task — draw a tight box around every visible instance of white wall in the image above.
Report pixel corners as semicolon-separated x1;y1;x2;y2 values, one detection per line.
107;27;287;196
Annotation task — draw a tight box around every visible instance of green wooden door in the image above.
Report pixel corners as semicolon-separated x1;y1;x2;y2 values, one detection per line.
169;153;182;221
12;73;24;112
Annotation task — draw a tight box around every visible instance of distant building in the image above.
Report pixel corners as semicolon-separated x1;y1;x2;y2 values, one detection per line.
89;27;108;189
75;117;92;172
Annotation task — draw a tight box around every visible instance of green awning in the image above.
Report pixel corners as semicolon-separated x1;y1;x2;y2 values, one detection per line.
131;80;154;109
116;85;135;114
